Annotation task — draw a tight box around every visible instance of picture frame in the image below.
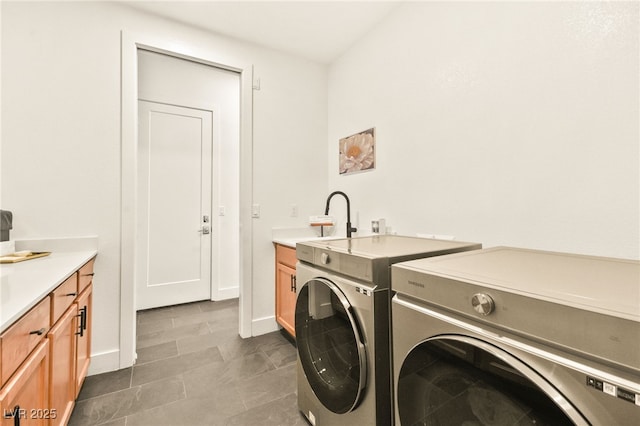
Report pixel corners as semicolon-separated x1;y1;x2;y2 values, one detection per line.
339;127;375;175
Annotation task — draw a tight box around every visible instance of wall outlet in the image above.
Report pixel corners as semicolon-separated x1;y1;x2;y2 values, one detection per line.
290;204;298;217
252;204;260;218
219;206;226;216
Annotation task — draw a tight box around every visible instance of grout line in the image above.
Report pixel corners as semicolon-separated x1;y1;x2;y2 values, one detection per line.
129;365;133;389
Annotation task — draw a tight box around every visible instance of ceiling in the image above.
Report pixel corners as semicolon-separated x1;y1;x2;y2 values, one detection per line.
121;1;401;64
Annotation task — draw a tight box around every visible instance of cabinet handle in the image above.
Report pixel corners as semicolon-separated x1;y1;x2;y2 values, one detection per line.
82;272;95;277
65;292;77;297
82;305;88;330
290;274;297;292
4;405;20;426
29;328;46;336
76;307;87;336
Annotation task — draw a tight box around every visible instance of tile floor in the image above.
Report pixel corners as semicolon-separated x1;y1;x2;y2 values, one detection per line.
69;299;308;426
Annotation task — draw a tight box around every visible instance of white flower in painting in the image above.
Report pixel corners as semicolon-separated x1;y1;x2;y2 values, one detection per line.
339;132;375;174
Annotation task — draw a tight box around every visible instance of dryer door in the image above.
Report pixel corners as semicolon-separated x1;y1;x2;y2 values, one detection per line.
295;277;367;414
397;336;587;426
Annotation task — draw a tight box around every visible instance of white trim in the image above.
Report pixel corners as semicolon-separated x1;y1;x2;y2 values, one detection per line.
213;286;240;301
251;315;280;337
120;30;253;368
87;349;121;376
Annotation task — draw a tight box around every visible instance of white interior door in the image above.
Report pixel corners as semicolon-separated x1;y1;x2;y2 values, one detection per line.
137;100;212;310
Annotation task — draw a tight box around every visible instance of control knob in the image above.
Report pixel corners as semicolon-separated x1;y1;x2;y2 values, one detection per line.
471;293;495;316
321;252;331;265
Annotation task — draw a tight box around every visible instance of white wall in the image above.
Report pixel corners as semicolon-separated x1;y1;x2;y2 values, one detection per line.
1;1;328;372
328;1;639;260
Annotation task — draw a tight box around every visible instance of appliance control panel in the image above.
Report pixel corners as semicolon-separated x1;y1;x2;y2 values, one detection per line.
586;376;640;407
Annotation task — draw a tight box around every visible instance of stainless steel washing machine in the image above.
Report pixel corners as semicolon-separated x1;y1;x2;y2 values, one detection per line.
295;235;482;425
392;246;640;425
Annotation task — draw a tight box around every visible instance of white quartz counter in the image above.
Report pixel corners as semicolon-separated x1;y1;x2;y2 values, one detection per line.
271;226;349;249
272;236;344;249
0;237;97;333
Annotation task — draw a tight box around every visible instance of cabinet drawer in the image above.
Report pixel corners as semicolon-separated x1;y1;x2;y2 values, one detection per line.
0;297;50;387
276;244;297;268
78;257;95;292
51;272;78;325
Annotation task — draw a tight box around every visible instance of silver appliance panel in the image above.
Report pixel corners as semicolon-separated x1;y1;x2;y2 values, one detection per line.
295;262;390;425
297;235;481;286
392;295;640;425
391;246;640;372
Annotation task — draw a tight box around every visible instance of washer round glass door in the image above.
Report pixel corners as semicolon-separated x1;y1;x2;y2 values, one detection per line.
295;277;367;414
397;336;587;425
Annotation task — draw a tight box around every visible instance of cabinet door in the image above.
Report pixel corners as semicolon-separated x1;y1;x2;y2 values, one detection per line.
1;298;50;388
74;284;92;398
0;340;49;426
48;305;77;426
276;262;296;337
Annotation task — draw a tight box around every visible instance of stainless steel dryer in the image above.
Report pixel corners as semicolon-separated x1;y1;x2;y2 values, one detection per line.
295;235;482;425
392;247;640;425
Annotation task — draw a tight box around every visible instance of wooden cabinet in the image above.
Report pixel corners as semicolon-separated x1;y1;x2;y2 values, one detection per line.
47;306;77;426
0;340;49;426
0;298;50;388
50;274;77;326
74;284;92;398
275;244;297;338
77;258;95;294
0;254;95;426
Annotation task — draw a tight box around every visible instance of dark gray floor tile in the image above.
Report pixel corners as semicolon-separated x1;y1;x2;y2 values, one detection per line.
136;340;179;365
124;394;238;426
136;317;173;336
96;417;127;426
235;363;298;409
132;346;223;386
182;351;274;394
252;330;294;350
176;333;218;355
77;368;132;401
136;321;210;349
198;298;238;312
223;393;307;426
214;351;276;384
72;300;303;426
169;301;208;318
217;335;262;362
172;307;235;329
70;376;185;425
137;306;174;324
262;338;297;368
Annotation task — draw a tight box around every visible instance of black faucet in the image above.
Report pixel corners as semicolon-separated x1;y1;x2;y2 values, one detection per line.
324;191;357;238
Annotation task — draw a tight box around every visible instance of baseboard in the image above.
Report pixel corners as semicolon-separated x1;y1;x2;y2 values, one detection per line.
251;315;279;337
86;348;121;376
213;285;239;301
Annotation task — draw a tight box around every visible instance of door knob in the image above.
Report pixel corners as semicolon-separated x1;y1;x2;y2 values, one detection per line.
199;226;210;234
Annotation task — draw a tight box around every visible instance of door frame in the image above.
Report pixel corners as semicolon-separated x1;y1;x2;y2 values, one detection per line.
120;30;254;369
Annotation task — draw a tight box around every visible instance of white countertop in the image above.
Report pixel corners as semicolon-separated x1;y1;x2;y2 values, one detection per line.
0;237;98;333
271;226;375;248
272;236;344;248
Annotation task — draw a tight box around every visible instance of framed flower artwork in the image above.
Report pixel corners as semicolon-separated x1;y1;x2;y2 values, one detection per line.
339;127;375;175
